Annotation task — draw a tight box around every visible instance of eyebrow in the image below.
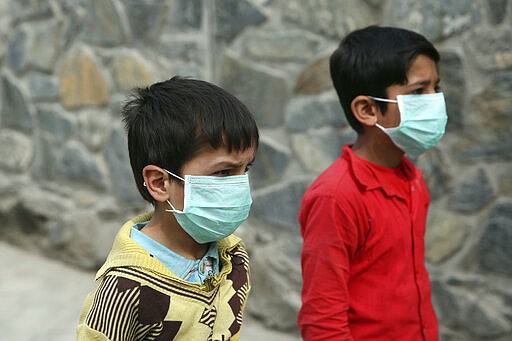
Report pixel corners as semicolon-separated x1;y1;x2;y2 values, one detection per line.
213;156;256;168
409;78;441;87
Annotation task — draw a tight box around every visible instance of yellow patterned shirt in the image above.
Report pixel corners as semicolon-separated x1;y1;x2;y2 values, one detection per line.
77;213;251;341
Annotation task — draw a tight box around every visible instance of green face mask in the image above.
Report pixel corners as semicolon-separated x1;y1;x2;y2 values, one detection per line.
370;92;448;158
165;170;252;244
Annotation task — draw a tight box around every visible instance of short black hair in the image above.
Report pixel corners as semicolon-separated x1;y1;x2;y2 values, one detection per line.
121;76;259;204
330;25;440;133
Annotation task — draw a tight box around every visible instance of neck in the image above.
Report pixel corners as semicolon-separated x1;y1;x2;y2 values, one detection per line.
352;129;404;168
141;205;208;260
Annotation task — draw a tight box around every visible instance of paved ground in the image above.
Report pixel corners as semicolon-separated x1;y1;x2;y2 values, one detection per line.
0;241;300;341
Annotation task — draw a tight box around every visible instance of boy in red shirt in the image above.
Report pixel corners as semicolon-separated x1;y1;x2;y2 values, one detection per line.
298;26;447;340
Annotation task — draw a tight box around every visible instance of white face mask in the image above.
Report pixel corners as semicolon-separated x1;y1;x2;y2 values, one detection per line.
165;170;252;244
369;92;448;157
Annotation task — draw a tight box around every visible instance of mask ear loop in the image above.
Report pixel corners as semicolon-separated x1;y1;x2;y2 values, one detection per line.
166;200;179;212
368;96;401;130
367;95;398;103
142;169;184;188
164;169;185;213
164;169;185;182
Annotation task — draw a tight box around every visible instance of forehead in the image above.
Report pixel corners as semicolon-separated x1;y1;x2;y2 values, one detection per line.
201;140;255;156
406;54;438;82
186;143;256;166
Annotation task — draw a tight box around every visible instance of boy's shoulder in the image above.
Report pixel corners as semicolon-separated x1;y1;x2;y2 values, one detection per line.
305;153;358;199
219;235;250;269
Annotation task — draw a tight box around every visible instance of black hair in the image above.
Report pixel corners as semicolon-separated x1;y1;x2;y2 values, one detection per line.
121;76;259;204
330;25;440;133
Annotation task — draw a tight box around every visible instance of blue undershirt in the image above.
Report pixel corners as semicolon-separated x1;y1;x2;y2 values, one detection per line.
130;222;219;284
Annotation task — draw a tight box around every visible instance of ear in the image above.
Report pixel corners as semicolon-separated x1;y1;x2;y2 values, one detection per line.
142;165;170;203
351;95;380;127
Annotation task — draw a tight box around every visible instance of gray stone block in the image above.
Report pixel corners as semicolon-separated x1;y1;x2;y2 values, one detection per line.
60;141;106;189
283;0;374;40
250;136;290;188
251;178;312;229
36;106;73;144
0;186;70;239
159;39;203;64
293;56;332;95
166;0;203;30
220;54;289;127
29;74;60;101
104;127;142;204
291;128;354;173
1;73;34;132
458;136;512;163
124;0;167;43
425;211;468;264
77;111;111;152
467;28;512;71
285;94;346;132
27;20;61;72
417;149;451;200
487;0;508;25
469;72;512;137
248;236;302;330
462;295;511;338
0;130;33;173
215;0;266;42
431;279;469;328
384;0;481;41
9;0;53;23
431;278;511;338
6;27;28;74
478;199;512;276
80;0;126;45
30;134;59;181
440;51;464;130
447;168;494;213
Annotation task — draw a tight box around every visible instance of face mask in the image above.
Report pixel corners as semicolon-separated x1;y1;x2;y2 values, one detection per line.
369;92;448;158
165;170;252;244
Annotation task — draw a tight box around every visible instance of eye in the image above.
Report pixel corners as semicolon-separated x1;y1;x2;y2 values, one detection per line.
213;169;231;176
435;85;442;93
412;88;423;94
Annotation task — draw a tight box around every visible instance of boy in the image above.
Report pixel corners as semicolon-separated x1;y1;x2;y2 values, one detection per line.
77;76;259;340
298;26;447;340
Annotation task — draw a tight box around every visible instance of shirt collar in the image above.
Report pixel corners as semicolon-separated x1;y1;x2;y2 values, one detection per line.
204;242;220;266
130;222;220;280
341;145;417;198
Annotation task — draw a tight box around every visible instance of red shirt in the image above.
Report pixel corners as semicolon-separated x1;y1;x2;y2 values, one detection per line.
298;145;438;341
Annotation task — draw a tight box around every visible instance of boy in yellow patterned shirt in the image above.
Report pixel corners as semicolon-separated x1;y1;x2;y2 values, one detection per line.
77;76;259;340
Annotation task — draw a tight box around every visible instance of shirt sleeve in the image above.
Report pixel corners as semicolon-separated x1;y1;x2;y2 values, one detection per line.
298;195;359;341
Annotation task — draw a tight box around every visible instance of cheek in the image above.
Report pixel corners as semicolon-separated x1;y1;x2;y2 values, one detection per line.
393;111;402;126
168;182;185;210
383;107;401;127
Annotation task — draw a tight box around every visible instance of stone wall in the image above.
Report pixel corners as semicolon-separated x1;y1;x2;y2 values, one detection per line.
0;0;511;339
